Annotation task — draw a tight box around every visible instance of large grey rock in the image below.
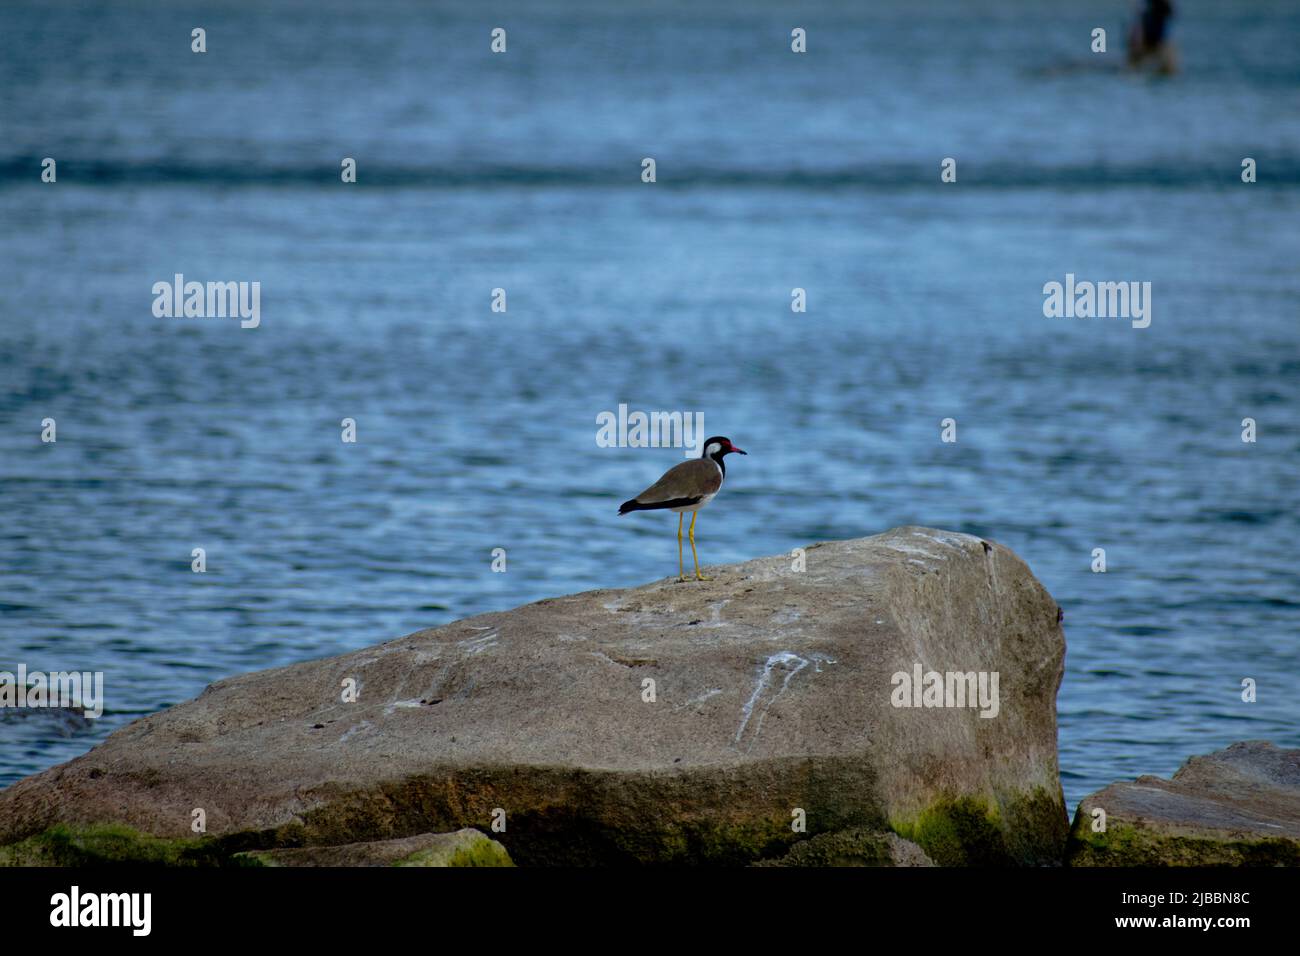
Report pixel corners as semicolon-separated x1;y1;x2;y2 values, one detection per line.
0;527;1068;866
1066;741;1300;866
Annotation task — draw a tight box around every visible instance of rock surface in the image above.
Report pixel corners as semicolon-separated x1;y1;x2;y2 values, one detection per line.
237;829;512;867
1066;741;1300;866
753;828;935;867
0;527;1068;866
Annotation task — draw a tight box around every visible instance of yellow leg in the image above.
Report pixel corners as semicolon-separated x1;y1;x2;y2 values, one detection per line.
689;512;709;581
676;513;685;582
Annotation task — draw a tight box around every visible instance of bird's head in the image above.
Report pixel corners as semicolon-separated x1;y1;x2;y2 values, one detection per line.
701;436;746;460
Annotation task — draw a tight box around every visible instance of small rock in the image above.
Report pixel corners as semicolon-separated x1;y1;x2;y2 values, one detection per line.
1066;741;1300;866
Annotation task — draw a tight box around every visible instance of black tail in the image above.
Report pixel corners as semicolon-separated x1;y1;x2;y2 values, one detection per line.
619;496;699;515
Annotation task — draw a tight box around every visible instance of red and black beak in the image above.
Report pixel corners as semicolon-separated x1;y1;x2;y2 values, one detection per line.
728;442;747;456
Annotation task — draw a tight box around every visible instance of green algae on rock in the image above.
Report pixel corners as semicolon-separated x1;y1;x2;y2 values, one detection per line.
0;823;232;867
234;829;513;867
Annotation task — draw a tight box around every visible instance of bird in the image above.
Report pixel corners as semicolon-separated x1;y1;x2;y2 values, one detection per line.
618;436;746;582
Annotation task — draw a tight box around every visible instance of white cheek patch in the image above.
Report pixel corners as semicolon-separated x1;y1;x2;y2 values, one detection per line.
705;443;721;457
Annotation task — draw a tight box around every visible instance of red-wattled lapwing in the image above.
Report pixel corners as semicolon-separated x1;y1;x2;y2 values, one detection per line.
618;436;747;582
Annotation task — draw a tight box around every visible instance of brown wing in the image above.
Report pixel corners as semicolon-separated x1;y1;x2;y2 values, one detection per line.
633;458;722;505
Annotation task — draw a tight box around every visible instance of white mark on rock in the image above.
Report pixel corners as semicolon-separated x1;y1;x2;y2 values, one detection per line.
457;632;498;654
674;688;722;711
383;698;424;716
338;720;374;744
696;599;731;628
885;542;943;565
909;529;972;550
735;651;808;749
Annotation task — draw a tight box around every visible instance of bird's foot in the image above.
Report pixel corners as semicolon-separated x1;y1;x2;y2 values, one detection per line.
676;574;688;583
694;573;711;582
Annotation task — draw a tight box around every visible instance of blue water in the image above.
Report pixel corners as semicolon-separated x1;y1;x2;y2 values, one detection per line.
1;0;1298;815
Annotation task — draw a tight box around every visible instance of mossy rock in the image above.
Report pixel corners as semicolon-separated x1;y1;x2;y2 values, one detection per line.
1065;744;1300;867
754;827;933;866
0;824;230;867
1066;808;1300;866
395;831;514;867
889;787;1065;866
234;829;513;867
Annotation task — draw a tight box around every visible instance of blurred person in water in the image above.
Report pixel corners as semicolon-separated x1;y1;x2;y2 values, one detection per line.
1127;0;1178;74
